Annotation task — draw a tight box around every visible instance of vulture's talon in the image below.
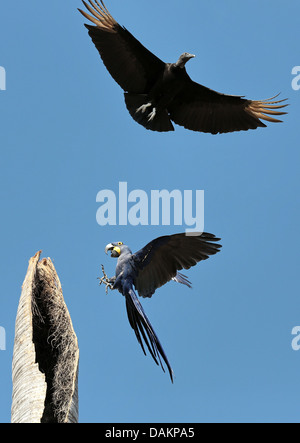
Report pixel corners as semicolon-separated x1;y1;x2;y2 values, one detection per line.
136;103;152;114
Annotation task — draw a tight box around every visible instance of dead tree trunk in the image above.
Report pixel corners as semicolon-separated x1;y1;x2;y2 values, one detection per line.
11;251;79;423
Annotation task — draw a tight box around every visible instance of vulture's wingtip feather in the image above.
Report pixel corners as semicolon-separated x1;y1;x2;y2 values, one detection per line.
245;93;289;125
78;8;100;26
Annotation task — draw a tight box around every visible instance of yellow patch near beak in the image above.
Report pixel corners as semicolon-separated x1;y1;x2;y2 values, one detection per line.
113;246;121;255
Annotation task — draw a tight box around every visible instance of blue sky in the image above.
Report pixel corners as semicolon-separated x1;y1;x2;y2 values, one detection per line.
0;0;299;423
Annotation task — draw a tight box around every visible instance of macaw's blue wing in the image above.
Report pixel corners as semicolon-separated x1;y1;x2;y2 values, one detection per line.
125;288;173;382
132;232;222;298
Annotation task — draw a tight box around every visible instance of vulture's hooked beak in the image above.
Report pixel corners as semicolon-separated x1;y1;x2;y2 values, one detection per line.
183;53;195;63
176;52;196;68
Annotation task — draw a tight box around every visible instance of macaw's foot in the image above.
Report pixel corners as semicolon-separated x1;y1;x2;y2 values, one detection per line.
98;264;114;294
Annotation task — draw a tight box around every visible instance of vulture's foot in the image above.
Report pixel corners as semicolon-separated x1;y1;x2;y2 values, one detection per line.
98;264;114;294
147;107;157;121
136;102;152;114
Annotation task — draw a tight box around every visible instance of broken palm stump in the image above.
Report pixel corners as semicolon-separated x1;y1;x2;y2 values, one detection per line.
11;251;79;423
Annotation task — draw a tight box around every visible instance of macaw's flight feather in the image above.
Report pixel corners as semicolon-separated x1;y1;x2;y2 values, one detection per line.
133;233;222;298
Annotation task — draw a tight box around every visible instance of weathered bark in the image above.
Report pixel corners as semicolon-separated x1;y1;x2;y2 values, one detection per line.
11;251;79;423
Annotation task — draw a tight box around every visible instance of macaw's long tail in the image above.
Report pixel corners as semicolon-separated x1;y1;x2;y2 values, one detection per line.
125;287;173;382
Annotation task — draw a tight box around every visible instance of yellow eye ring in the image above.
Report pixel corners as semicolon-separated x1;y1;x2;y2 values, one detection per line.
117;242;123;246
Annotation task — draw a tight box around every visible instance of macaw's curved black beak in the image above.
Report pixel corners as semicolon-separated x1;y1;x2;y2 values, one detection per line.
105;243;121;257
105;243;114;255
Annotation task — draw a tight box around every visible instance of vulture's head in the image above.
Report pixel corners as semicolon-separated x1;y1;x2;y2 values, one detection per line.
105;242;130;258
175;52;195;68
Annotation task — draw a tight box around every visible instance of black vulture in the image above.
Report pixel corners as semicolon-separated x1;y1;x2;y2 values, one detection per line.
99;232;222;381
78;0;288;133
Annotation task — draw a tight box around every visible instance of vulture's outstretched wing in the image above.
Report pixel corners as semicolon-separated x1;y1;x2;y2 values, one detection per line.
78;0;165;93
132;233;222;298
169;83;288;134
